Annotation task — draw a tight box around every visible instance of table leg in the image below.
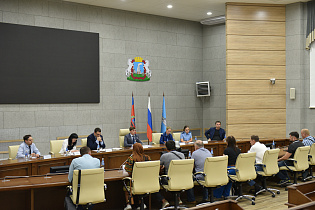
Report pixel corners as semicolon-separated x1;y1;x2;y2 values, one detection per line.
31;188;34;210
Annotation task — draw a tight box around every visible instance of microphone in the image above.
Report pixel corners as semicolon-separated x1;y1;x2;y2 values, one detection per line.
120;154;132;171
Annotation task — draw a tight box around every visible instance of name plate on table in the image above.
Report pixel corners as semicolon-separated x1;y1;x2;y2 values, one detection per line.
105;149;112;152
43;155;52;159
73;152;80;155
143;145;152;148
179;143;186;146
203;141;208;145
112;148;122;151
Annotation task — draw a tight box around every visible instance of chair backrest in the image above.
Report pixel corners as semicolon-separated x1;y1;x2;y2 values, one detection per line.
152;133;162;144
9;145;20;159
261;149;280;176
167;159;194;191
203;156;229;187
50;140;64;154
132;161;160;194
309;144;315;165
235;152;257;181
119;129;130;148
72;168;105;205
81;138;87;147
293;146;310;171
173;133;181;142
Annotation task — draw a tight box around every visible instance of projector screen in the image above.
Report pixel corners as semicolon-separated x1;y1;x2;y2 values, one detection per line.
0;22;99;104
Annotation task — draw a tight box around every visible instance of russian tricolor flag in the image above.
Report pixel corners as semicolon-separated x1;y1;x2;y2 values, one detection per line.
147;93;153;142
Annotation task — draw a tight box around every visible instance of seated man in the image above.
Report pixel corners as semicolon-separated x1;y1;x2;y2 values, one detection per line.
124;126;142;147
186;140;212;203
301;129;315;146
248;135;267;171
205;121;225;141
68;146;100;182
87;127;106;150
277;131;304;184
16;135;40;158
158;140;185;208
160;127;173;144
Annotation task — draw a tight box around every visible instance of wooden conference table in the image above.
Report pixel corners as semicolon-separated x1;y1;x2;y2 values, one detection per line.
0;138;290;210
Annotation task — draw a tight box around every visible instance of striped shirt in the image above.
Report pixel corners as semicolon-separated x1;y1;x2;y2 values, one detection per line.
125;155;151;174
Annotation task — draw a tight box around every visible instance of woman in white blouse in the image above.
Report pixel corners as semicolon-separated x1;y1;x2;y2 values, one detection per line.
59;133;79;154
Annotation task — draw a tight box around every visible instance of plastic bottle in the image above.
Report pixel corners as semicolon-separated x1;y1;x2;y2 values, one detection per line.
65;147;68;156
188;151;191;159
97;143;100;153
101;158;105;167
25;152;29;160
272;140;275;149
195;136;197;141
211;148;214;155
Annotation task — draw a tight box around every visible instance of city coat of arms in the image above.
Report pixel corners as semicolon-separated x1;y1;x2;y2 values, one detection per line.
125;57;151;81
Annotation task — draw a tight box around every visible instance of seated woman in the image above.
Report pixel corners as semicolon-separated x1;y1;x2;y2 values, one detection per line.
59;133;79;154
180;125;192;143
124;143;151;210
213;136;240;199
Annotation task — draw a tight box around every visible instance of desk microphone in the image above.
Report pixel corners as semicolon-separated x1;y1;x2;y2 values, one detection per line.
120;154;132;171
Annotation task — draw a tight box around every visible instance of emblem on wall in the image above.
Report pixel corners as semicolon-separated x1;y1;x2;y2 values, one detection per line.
125;57;151;81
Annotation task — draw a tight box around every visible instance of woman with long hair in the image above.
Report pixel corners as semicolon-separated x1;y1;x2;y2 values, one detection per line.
124;143;151;210
213;136;241;199
59;133;78;154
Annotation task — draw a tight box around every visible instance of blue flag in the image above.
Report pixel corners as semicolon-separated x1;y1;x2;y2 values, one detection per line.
161;95;166;133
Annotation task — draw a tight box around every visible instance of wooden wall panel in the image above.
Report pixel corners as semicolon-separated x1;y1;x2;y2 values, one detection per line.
227;124;286;139
226;20;285;36
226;4;286;21
227;35;285;50
227;109;286;124
227;50;285;65
226;65;285;80
226;3;286;139
227;95;286;109
227;80;286;95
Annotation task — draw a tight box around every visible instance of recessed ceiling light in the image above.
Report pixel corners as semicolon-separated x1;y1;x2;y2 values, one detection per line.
207;12;212;15
167;5;173;9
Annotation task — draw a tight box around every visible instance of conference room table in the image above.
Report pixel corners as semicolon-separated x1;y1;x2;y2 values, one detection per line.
0;138;290;210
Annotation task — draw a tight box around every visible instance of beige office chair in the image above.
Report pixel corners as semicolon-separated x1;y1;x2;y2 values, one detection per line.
70;168;106;208
119;129;130;148
194;156;229;203
173;133;181;142
81;138;87;147
229;152;257;205
152;133;162;145
8;145;20;160
305;143;315;180
160;159;194;209
50;140;64;155
279;146;310;184
123;161;160;210
255;149;280;197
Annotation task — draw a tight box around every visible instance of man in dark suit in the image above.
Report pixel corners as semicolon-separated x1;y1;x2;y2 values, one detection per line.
124;127;142;147
87;127;106;150
205;121;226;141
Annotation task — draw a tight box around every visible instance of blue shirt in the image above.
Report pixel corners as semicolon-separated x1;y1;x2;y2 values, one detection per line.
68;154;100;182
180;132;192;141
16;142;40;158
302;136;315;146
160;132;173;144
191;147;212;180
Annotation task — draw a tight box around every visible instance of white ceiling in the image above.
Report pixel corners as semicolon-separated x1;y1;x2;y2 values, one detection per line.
64;0;307;22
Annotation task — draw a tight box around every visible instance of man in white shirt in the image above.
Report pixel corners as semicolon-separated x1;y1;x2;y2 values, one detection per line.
248;135;268;171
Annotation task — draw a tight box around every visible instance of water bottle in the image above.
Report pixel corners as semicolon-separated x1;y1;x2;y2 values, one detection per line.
65;147;69;156
101;158;105;167
97;143;100;153
211;148;214;155
195;136;197;141
272;140;275;149
25;152;29;160
188;151;191;159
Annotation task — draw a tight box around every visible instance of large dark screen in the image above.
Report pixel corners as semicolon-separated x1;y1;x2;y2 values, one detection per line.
0;23;99;104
